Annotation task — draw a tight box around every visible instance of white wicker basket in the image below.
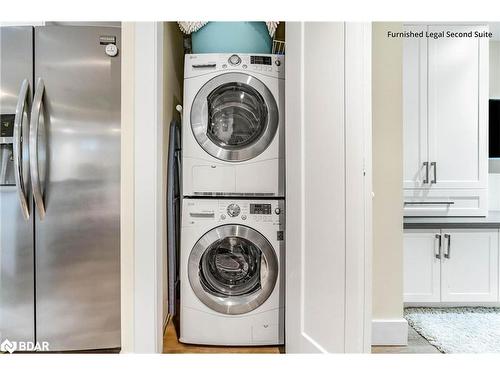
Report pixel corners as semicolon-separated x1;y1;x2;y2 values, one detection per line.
272;40;285;55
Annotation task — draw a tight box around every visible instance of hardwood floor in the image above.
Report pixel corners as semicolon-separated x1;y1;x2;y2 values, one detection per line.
371;327;441;354
163;316;282;354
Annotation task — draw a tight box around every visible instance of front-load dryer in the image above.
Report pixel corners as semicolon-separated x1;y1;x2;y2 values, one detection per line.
180;198;284;346
182;53;285;197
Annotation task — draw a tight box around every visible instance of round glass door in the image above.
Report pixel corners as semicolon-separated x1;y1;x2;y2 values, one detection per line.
188;225;278;315
191;73;279;162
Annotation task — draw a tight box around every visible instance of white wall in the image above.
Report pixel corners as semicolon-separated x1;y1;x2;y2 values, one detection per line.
490;41;500;99
488;172;500;210
371;22;407;346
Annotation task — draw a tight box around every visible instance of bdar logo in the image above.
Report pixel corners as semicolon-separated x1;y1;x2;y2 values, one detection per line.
1;339;17;353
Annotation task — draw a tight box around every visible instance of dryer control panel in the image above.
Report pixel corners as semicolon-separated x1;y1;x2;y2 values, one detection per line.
184;53;285;80
183;199;284;226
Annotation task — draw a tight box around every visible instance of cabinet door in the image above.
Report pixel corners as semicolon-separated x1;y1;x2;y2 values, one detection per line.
427;25;488;189
404;229;441;302
441;229;499;302
403;25;429;189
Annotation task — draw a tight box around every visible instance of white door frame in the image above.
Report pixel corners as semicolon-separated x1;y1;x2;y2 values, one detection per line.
121;21;165;353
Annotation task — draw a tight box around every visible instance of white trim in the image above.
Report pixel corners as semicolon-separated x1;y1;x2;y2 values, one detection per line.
344;22;372;354
120;22;136;354
155;22;165;354
371;319;408;346
362;23;373;354
284;21;305;353
132;22;164;353
0;22;45;26
405;302;500;307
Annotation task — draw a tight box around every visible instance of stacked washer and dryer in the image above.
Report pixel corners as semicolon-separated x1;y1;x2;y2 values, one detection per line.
180;53;285;346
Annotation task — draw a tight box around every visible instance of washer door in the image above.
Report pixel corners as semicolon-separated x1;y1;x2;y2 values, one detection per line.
188;224;278;315
191;72;279;162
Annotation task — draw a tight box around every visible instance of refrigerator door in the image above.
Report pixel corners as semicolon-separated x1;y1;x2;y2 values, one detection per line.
33;26;120;351
0;26;35;345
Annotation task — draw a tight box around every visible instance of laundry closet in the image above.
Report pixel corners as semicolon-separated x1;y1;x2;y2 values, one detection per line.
123;22;373;354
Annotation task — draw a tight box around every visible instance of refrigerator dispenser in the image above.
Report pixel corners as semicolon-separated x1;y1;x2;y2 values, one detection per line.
0;114;15;186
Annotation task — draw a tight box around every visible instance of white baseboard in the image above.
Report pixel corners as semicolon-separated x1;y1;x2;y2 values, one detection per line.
371;319;408;346
405;302;500;308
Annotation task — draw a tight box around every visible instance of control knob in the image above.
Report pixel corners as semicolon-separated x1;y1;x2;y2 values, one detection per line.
228;54;242;66
227;203;241;217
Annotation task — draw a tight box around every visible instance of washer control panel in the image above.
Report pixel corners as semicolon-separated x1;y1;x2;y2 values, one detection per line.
183;199;283;226
218;200;282;224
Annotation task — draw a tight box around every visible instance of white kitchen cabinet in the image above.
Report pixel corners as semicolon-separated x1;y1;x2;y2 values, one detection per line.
441;229;499;302
403;24;489;216
428;25;488;190
404;229;441;302
404;228;499;303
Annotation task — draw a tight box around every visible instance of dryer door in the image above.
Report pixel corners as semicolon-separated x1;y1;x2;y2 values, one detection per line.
191;72;279;162
188;224;278;315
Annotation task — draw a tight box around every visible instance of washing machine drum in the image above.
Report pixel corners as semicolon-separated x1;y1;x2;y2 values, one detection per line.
191;72;279;162
188;224;278;315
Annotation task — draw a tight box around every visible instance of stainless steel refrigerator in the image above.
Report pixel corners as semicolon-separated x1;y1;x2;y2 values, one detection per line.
0;25;121;351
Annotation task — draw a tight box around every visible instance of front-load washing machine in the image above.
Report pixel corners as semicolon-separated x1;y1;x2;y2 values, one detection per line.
182;53;285;197
180;198;284;346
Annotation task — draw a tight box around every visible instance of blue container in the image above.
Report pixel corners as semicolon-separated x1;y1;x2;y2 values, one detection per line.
191;22;272;54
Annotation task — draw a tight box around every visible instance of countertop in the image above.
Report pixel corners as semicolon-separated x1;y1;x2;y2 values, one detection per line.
404;210;500;229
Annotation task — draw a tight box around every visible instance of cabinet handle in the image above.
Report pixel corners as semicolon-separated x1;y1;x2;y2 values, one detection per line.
435;233;442;259
431;162;437;184
404;201;455;205
423;162;429;184
444;233;451;259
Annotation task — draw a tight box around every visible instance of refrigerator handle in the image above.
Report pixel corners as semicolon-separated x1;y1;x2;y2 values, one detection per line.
29;78;46;220
13;79;31;220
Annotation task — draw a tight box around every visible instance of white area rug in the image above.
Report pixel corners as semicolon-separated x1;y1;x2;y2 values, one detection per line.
404;307;500;353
